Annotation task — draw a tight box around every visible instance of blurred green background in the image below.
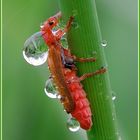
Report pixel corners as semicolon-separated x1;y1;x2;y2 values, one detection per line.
3;0;138;140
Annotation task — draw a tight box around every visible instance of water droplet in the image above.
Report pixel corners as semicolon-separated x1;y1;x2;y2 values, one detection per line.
101;40;107;47
23;32;48;66
67;118;80;132
44;78;58;98
40;22;44;28
112;91;116;101
112;96;116;101
55;20;65;30
72;10;78;16
61;36;68;48
72;21;79;29
92;51;97;55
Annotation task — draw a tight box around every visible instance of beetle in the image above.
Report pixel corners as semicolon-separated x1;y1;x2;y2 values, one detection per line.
40;12;106;130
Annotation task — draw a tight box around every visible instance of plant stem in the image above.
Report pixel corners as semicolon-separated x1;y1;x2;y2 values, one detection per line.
58;0;119;140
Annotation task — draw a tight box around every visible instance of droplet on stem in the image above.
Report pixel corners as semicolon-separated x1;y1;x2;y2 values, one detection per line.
112;91;116;101
23;31;48;66
92;51;97;55
101;40;107;47
72;9;78;16
67;118;80;132
61;36;68;48
44;78;58;98
72;21;79;29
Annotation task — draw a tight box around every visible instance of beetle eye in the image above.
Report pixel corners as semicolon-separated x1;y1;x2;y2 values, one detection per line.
49;21;54;25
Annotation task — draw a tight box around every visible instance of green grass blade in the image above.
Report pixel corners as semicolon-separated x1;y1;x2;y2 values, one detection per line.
58;0;120;139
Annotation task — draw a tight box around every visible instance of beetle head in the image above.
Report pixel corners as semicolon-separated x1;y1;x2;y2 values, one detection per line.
41;12;61;30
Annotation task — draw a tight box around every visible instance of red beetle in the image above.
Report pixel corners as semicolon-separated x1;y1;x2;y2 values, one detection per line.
41;12;106;130
23;12;106;130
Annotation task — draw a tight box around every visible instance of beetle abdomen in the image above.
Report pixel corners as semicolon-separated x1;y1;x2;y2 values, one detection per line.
64;69;92;130
71;90;92;130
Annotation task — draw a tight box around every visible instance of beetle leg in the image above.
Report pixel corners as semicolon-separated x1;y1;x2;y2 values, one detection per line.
63;16;74;33
79;67;106;81
73;55;96;62
55;16;74;40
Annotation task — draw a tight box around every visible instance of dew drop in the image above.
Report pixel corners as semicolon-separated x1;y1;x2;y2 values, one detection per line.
67;118;80;132
72;10;78;16
112;91;116;101
92;51;97;55
101;40;107;47
40;22;44;28
112;96;116;101
72;21;79;29
23;32;48;66
61;36;68;48
55;21;65;30
44;78;58;98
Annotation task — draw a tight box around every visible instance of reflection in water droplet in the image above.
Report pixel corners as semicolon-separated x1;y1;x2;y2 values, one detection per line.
44;78;58;98
101;40;107;47
23;32;48;66
112;91;117;101
57;94;62;99
67;118;80;132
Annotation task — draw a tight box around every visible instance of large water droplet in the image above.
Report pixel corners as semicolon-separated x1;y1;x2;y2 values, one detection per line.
23;32;48;66
67;118;80;132
101;40;107;47
44;78;58;98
